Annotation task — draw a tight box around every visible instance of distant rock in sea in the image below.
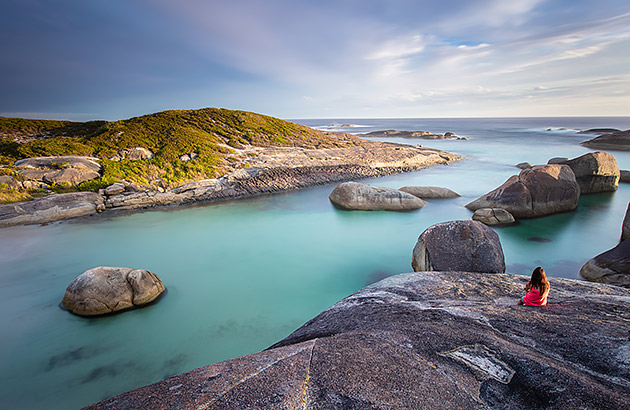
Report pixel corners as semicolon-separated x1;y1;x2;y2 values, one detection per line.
581;129;630;151
360;130;461;140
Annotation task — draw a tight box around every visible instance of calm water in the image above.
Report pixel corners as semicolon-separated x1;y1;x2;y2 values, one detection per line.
1;117;630;409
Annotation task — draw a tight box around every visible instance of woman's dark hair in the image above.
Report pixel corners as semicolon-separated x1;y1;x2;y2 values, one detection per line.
531;267;550;294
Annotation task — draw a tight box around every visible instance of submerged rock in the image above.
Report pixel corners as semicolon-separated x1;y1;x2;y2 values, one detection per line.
411;220;505;273
61;266;165;316
84;272;630;410
329;182;425;211
399;185;460;199
466;165;580;218
472;208;516;225
580;240;630;288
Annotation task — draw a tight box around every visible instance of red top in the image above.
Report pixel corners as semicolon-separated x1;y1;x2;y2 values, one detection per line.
523;287;548;306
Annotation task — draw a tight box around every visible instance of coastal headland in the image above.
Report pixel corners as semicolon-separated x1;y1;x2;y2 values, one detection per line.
0;108;460;227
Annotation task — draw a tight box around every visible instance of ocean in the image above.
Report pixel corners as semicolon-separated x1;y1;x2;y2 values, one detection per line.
1;117;629;409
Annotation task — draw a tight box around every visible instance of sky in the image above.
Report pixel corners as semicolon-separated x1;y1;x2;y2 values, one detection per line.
0;0;629;121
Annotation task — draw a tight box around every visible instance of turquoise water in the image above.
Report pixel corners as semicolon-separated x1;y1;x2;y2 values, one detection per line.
1;117;629;409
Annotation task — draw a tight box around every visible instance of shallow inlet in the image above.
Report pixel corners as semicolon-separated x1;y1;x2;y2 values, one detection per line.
1;117;630;410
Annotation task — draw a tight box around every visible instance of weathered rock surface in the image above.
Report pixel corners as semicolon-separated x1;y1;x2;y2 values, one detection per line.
466;165;580;218
85;272;630;410
472;208;516;225
329;182;426;211
515;162;532;169
560;152;619;194
0;175;22;189
0;192;105;228
623;203;630;241
104;183;126;196
581;129;630;151
14;155;101;172
580;240;630;288
62;266;165;316
620;170;630;183
14;155;101;186
399;185;460;199
411;220;505;273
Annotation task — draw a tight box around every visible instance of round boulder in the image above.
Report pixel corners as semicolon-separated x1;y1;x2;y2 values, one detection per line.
563;151;619;194
329;182;425;211
516;162;532;170
61;266;165;316
472;208;516;225
466;165;580;218
580;240;630;288
411;220;505;273
399;186;460;199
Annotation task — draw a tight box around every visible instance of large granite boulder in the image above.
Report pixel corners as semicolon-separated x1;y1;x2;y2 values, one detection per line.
472;208;516;225
15;155;101;186
0;192;105;228
84;272;630;410
329;182;425;211
399;185;460;199
623;203;630;241
411;220;505;273
580;240;630;288
466;165;580;218
61;266;165;316
556;152;619;194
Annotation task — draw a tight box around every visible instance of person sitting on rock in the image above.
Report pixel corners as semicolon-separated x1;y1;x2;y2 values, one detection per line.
518;266;550;306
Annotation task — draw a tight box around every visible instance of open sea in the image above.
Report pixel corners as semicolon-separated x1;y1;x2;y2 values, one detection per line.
1;117;630;409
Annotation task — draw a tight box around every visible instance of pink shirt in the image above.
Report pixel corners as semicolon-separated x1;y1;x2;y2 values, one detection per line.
523;287;548;306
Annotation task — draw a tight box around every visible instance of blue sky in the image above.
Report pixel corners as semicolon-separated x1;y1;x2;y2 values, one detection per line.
1;0;629;120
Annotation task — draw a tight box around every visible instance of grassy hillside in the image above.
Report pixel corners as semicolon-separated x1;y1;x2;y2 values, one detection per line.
0;108;354;194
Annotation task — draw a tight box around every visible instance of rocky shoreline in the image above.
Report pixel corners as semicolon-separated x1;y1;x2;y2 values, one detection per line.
0;141;461;228
84;271;630;410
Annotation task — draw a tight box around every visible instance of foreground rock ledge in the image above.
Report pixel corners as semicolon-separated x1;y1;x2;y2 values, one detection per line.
85;272;630;410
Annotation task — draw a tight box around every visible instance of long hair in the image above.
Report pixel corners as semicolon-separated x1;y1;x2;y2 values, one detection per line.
530;267;550;295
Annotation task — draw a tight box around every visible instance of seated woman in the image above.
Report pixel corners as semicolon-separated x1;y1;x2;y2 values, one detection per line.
518;266;550;306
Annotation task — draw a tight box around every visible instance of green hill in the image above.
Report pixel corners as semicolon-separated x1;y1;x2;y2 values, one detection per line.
0;108;355;193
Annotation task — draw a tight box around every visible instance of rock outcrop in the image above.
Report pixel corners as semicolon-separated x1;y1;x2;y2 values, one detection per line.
581;129;630;151
360;130;461;139
550;152;619;194
84;272;630;410
465;165;580;218
329;182;426;211
472;208;516;225
61;266;165;316
109;147;155;161
0;192;105;228
15;155;101;186
580;240;630;288
411;220;505;273
399;185;460;199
